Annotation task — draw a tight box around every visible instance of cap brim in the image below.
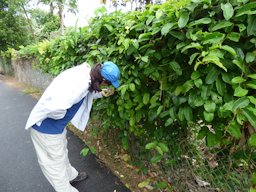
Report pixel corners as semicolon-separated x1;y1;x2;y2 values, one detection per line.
112;80;120;88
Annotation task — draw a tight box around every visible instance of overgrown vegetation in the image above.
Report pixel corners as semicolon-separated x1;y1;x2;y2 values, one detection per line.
14;0;256;190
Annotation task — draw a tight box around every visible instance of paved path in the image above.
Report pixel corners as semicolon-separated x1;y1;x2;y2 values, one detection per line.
0;80;130;192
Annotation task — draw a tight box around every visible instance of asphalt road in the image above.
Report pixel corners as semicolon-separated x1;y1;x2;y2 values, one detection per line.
0;79;130;192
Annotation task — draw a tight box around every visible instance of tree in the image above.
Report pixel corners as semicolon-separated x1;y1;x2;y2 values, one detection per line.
30;9;60;40
0;0;32;51
101;0;164;10
38;0;78;35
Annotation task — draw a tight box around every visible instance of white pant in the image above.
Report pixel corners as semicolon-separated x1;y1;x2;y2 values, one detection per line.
30;128;79;192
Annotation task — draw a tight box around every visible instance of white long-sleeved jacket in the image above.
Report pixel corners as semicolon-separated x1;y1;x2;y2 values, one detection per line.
25;63;102;131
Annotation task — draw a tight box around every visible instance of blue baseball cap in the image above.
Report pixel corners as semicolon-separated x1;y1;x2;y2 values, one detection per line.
101;61;120;88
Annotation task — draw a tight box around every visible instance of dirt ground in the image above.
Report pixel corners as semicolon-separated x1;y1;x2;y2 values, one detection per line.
1;75;164;192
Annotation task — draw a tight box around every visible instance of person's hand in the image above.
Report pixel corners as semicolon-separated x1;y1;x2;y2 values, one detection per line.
101;88;115;97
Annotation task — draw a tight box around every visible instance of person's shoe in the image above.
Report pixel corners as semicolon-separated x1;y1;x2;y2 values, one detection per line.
70;172;88;185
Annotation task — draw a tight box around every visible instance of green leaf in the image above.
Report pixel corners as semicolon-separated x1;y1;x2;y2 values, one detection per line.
170;61;182;75
216;77;225;96
247;81;256;89
231;76;246;84
226;32;241;42
146;142;158;151
232;97;250;112
155;182;168;189
194;78;203;88
169;31;186;40
205;66;219;84
249;134;256;147
246;52;255;63
204;111;214;122
221;3;234;20
236;2;256;17
146;16;154;25
138;33;152;42
248;96;256;106
138;180;150;188
129;83;135;92
206;132;220;147
248;74;256;79
188;18;212;27
212;21;232;31
220;45;236;56
80;148;90;157
150;155;162;164
201;32;225;45
141;56;149;63
158;143;169;153
204;100;216;113
104;24;114;32
143;93;150;105
247;15;256;36
191;71;201;80
178;11;189;28
181;42;202;53
203;55;227;71
227;120;242;139
157;105;163;115
165;118;173;127
189;52;200;65
183;106;193;121
156;146;164;155
234;86;248;97
242;108;256;128
161;23;176;36
232;59;245;72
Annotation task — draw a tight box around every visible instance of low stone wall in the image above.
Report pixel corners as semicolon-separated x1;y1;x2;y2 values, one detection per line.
0;56;13;75
11;57;53;91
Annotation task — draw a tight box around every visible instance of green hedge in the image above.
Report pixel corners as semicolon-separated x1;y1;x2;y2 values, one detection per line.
18;0;256;189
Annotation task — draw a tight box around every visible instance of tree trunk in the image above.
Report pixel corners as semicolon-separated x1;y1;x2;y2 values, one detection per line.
21;2;35;40
50;2;54;15
145;0;151;4
57;0;64;35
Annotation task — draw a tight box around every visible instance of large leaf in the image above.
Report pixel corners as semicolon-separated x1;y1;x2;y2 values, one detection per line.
232;97;250;112
231;76;246;84
249;134;256;147
204;100;216;113
206;132;220;147
161;23;176;36
234;86;248;97
236;2;256;17
181;42;202;52
220;45;236;56
242;108;256;128
212;21;233;31
221;3;234;20
247;15;256;36
170;61;182;76
201;32;225;45
143;93;150;105
188;18;212;27
205;66;219;84
227;120;242;139
178;11;189;28
202;55;227;71
226;32;241;42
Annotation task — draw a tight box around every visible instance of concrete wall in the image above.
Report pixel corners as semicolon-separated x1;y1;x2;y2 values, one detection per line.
11;57;53;91
0;56;13;75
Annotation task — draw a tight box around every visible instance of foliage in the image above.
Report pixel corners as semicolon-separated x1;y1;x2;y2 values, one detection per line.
0;0;32;52
30;9;60;40
18;0;256;190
